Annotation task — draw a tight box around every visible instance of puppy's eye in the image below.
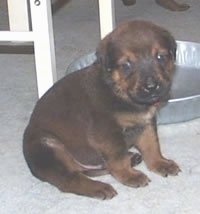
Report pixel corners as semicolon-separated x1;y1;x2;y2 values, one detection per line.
156;53;169;62
120;61;134;74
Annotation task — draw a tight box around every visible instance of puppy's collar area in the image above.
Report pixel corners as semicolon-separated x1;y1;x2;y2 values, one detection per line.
135;97;164;108
152;100;161;107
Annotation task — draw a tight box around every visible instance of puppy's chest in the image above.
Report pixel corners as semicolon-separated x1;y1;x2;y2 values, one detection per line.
114;107;156;134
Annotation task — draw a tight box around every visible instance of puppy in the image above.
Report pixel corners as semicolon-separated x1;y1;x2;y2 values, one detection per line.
122;0;190;11
23;20;180;200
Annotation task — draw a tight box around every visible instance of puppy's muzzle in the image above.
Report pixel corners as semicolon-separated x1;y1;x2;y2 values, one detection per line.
135;76;170;105
143;77;160;94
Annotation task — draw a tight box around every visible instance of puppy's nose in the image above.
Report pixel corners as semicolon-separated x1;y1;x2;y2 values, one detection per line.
144;77;159;93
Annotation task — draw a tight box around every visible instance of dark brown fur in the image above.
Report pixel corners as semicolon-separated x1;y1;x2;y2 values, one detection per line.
23;20;180;200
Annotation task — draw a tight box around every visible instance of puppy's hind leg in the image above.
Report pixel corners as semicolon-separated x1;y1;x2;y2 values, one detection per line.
31;137;117;200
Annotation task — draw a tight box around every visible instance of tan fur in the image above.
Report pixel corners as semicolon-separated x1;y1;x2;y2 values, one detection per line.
114;106;156;128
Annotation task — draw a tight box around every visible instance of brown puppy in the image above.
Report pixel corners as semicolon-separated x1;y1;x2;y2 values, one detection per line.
122;0;190;11
23;20;180;200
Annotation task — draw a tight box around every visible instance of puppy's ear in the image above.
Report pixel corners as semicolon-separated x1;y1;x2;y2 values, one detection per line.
96;36;116;71
164;31;177;60
159;28;177;61
170;39;177;61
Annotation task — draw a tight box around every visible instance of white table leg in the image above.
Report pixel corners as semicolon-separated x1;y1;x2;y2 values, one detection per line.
7;0;30;31
98;0;116;39
29;0;57;98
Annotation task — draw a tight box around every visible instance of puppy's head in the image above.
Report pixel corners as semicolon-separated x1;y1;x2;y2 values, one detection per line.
96;20;176;107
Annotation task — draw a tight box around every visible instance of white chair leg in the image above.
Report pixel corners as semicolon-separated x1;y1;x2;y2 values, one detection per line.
98;0;116;39
29;0;57;98
7;0;30;31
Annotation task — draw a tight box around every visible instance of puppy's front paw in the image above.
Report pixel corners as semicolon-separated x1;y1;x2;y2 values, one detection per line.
151;158;181;177
122;171;151;188
89;182;118;200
